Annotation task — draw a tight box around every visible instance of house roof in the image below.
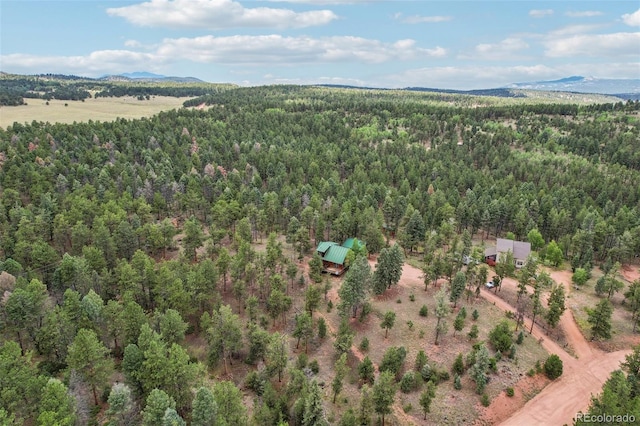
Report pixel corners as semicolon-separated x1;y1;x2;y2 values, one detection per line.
342;238;364;250
323;245;350;265
485;247;497;257
496;238;531;260
316;241;338;254
512;241;531;260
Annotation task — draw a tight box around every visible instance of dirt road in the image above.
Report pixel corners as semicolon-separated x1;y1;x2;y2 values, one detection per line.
486;269;630;425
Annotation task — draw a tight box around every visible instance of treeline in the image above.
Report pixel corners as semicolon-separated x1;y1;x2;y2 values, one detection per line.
0;76;92;103
0;85;639;423
0;74;235;105
93;84;229;99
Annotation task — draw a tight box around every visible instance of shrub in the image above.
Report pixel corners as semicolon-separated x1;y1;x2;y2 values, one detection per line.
459;307;467;319
526;368;536;377
245;370;265;395
309;360;320;374
506;387;515;397
396;298;402;304
468;324;479;340
472;309;479;321
516;331;524;345
452;353;464;375
489;357;497;373
489;321;513;353
420;363;432;381
409;293;415;302
379;346;407;378
419;305;428;317
403;403;413;413
415;350;428;372
436;370;450;383
358;357;375;384
481;393;490;407
544;354;563;380
318;317;327;339
359;302;371;322
297;353;308;369
535;360;543;374
419;329;425;339
453;374;462;390
400;371;418;393
508;344;517;359
407;320;414;330
359;337;370;352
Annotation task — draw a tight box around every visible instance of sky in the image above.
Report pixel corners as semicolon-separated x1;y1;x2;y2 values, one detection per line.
1;0;639;89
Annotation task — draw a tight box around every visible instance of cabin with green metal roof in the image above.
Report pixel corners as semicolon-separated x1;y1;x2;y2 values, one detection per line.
342;238;365;251
316;240;356;276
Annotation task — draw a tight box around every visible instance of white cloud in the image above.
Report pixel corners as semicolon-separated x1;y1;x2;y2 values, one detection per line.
545;32;640;58
622;9;640;26
261;75;368;86
377;62;640;90
565;11;603;18
397;14;452;24
529;9;554;18
548;24;605;36
0;34;443;77
106;0;337;29
156;34;443;64
0;51;159;75
262;0;367;3
473;38;529;60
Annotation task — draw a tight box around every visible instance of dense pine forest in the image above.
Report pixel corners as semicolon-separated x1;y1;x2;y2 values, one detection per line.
1;83;639;425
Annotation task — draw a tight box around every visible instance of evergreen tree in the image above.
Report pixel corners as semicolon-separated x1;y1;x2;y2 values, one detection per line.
372;244;403;295
338;256;371;317
182;217;204;261
162;408;186;426
266;332;288;382
470;344;490;394
434;286;450;345
588;299;614;341
206;305;243;374
293;312;314;353
37;378;76;426
545;284;566;333
305;284;322;318
450;271;465;308
332;353;348;403
303;380;327;426
66;328;113;405
334;318;354;356
419;381;436;419
358;385;374;426
308;253;323;283
381;311;396;338
106;383;135;425
372;371;396;426
453;311;465;336
212;381;247;426
191;387;217;426
358;356;375;384
142;389;175;426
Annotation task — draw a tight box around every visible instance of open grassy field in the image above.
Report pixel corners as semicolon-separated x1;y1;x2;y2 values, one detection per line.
0;96;192;129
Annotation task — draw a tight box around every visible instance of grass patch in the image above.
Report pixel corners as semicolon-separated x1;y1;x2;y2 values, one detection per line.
1;96;193;128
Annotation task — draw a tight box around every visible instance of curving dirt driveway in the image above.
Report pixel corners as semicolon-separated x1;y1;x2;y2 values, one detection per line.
485;269;631;426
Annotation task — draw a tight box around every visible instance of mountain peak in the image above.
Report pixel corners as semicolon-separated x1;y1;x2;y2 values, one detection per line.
120;71;166;79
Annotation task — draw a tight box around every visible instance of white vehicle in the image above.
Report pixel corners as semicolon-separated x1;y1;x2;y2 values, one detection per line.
485;281;495;289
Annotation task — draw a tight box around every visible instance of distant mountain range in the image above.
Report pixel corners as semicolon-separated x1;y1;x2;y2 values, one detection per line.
325;76;639;100
506;76;640;99
99;72;204;83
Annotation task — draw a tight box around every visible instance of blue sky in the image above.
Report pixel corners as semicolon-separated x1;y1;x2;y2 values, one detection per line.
1;0;639;89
